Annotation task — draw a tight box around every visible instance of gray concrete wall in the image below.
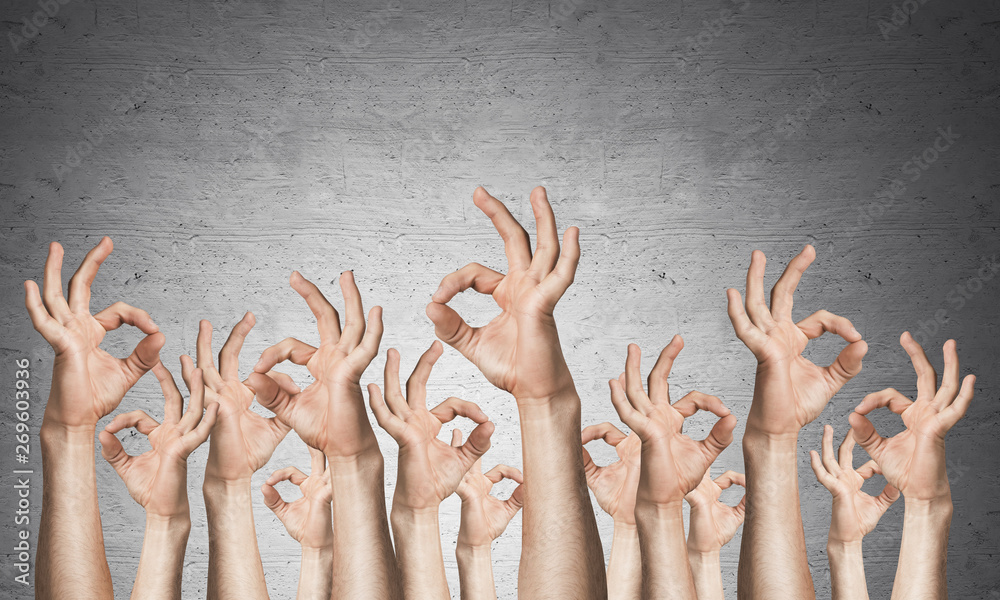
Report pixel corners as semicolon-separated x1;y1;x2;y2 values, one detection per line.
1;0;998;597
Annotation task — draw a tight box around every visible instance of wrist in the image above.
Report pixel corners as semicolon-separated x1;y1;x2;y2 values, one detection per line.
390;503;440;526
40;420;96;446
203;474;252;500
515;389;580;421
301;542;334;555
904;494;953;519
145;512;192;534
827;538;864;554
456;541;492;557
612;517;638;532
634;499;685;524
743;423;800;446
687;547;721;561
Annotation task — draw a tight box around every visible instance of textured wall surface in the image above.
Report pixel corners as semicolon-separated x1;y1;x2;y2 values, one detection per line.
1;0;999;598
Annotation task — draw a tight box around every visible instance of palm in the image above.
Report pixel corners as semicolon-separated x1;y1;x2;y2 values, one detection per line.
686;473;745;553
830;472;888;539
397;411;474;506
277;477;333;547
583;432;640;523
116;424;189;513
456;460;523;547
637;407;714;504
872;403;949;498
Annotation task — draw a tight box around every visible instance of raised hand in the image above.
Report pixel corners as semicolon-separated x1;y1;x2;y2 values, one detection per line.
248;271;383;458
609;338;736;600
426;186;580;403
184;314;290;483
247;271;398;600
581;422;641;525
685;471;747;554
456;458;524;548
582;422;642;600
849;333;976;502
848;333;973;599
455;457;523;600
609;338;737;507
726;245;868;435
685;471;746;600
262;447;334;600
100;365;218;518
262;447;334;550
100;363;218;600
810;426;898;544
369;341;495;511
25;237;164;428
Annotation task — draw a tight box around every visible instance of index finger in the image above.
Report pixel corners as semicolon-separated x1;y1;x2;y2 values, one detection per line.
218;312;255;380
472;186;532;271
290;271;342;345
581;422;627;447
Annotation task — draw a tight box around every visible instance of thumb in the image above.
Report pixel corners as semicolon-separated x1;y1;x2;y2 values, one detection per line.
98;430;131;477
122;332;166;387
247;372;293;422
460;420;495;464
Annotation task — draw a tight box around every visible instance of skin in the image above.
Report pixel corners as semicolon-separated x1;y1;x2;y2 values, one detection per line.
369;341;495;600
26;237;165;600
454;457;524;600
608;339;738;600
185;315;291;600
726;245;868;599
426;186;605;599
849;333;975;600
580;423;642;600
685;471;747;600
261;447;334;600
247;270;398;600
809;426;899;600
99;365;219;600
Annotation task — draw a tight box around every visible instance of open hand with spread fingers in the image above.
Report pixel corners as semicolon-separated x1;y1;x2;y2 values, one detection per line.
248;271;384;459
456;458;524;548
609;338;737;507
262;447;334;551
581;422;641;526
426;186;581;404
25;237;165;429
100;364;218;519
685;471;747;554
726;245;868;436
182;314;291;483
849;333;976;502
369;341;495;511
810;426;898;544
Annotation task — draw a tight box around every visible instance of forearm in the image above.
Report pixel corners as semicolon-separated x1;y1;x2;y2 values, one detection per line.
688;550;724;600
328;450;401;600
634;502;697;599
607;522;641;600
456;543;496;600
203;478;269;600
37;421;114;599
738;429;815;599
828;540;869;600
891;497;952;600
517;390;607;598
131;515;191;600
390;505;449;600
296;546;334;600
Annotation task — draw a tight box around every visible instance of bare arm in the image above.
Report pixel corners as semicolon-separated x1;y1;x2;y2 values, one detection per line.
250;270;400;599
427;186;605;598
609;341;737;600
726;246;868;599
849;333;974;600
27;238;165;599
